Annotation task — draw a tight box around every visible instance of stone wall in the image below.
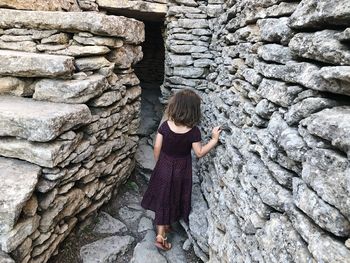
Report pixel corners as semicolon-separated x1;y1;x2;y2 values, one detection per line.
0;8;144;263
164;0;350;262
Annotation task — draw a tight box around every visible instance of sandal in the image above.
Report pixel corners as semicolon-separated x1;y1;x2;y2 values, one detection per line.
155;234;172;251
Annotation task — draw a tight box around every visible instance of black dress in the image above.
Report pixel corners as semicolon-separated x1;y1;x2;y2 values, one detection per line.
141;121;201;225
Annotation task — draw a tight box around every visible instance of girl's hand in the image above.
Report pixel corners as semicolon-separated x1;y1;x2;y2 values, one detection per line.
212;126;221;141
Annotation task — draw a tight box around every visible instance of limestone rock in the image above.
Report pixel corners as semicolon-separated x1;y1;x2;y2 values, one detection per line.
0;9;145;44
0;96;91;142
256;213;314;262
302;107;350;156
301;148;350;219
0;50;75;78
130;230;167;263
41;33;70;44
0;215;40;253
97;0;167;16
257;78;303;107
75;56;112;71
80;235;134;263
258;44;294;64
254;59;350;96
0;134;82;168
33;74;108;104
0;77;34;97
173;67;205;78
284;97;337;125
293;178;350;237
290;0;350;29
0;158;40;234
257;17;294;45
319;66;350;84
137;217;153;233
39;189;85;232
47;45;111;57
0;40;37;53
118;206;142;224
0;0;80;11
166;54;193;67
288;207;350;263
73;35;123;48
135;138;156;180
169;45;208;54
107;45;143;69
0;251;14;263
289;30;350;65
88;90;123;107
93;212;127;234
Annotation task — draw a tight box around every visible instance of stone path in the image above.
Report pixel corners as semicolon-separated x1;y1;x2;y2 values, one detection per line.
48;86;201;263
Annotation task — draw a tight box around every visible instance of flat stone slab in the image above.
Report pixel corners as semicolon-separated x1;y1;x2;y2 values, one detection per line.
80;235;134;263
93;212;127;234
0;157;40;234
0;96;91;142
0;50;74;78
97;0;166;21
130;230;167;263
0;8;144;44
0;134;81;168
302;106;350;157
33;74;108;104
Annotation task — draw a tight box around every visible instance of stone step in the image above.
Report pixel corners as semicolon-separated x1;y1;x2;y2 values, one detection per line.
0;8;144;44
131;229;189;263
80;235;134;263
0;157;40;235
0;96;91;142
0;50;75;78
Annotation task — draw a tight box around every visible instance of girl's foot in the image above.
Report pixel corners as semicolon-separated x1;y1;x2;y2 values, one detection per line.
155;234;172;251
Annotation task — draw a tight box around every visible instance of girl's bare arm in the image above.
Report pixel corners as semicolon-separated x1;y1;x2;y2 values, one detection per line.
153;132;163;162
192;126;221;158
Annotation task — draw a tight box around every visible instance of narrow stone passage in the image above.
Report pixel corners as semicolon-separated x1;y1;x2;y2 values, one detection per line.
48;86;201;263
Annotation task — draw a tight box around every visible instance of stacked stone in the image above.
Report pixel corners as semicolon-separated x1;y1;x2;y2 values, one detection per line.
195;0;350;262
161;0;212;101
0;8;144;263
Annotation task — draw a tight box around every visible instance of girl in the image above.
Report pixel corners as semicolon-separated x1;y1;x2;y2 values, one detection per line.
141;89;221;250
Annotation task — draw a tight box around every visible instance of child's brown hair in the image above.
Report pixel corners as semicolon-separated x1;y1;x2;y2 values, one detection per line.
166;89;201;128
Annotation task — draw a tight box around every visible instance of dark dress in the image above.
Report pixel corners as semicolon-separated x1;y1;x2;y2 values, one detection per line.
141;121;201;225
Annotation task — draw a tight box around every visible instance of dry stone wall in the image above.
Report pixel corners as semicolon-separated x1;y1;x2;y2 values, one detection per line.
0;8;144;263
164;0;350;262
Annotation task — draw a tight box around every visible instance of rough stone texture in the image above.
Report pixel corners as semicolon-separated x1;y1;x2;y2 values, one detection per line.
302;107;350;157
93;212;127;234
0;158;40;234
290;0;350;29
33;74;108;104
97;0;166;21
289;30;350;65
160;0;350;261
1;0;350;262
0;0;81;11
80;235;134;263
0;9;145;44
0;50;75;78
0;96;91;142
0;77;34;97
0;6;143;262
